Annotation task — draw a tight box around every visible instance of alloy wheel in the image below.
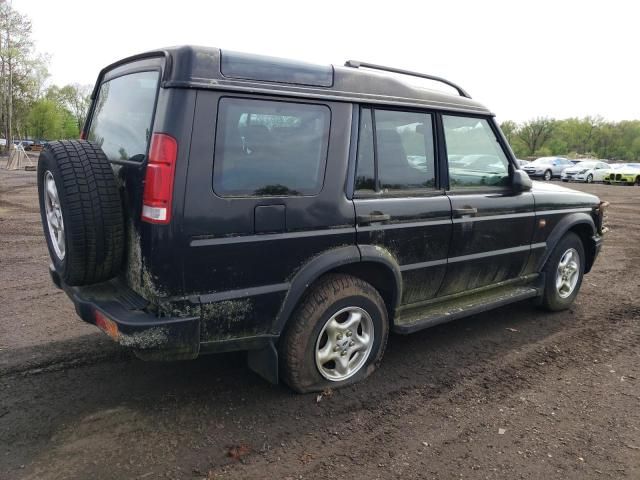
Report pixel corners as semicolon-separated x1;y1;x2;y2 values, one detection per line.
43;171;65;260
315;306;374;381
555;248;580;298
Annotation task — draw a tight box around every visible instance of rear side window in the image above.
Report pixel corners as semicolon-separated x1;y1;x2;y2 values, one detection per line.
443;116;510;189
87;71;159;162
355;107;436;193
213;98;330;197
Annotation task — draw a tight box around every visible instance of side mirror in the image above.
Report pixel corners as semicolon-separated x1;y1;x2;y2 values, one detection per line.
512;169;532;192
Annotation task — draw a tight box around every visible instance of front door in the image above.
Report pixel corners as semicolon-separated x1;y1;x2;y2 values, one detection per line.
353;107;452;305
439;115;535;296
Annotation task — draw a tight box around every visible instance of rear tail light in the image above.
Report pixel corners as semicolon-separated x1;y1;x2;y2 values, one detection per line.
142;133;178;224
80;130;86;140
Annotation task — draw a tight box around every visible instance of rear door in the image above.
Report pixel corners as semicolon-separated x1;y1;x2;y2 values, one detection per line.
182;92;355;338
353;107;452;305
439;115;536;296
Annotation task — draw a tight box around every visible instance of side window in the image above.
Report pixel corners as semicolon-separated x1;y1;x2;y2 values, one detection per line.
443;116;510;189
213;98;330;197
355;107;436;193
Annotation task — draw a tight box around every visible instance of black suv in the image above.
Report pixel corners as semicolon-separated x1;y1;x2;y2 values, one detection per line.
37;47;605;392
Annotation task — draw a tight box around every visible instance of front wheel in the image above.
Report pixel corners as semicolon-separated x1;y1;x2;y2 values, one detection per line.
279;274;389;393
540;232;585;311
544;170;552;181
586;174;593;183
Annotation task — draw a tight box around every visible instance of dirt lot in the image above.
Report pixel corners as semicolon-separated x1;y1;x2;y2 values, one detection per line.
1;161;639;480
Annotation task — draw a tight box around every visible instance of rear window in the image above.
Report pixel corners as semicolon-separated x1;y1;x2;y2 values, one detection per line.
213;98;330;197
87;71;159;162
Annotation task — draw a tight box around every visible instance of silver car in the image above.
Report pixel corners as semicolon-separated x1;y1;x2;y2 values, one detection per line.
522;157;573;181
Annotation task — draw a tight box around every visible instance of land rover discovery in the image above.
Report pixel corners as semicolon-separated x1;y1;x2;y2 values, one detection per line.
37;46;605;392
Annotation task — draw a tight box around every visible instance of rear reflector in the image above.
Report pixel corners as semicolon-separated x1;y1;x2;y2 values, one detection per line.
94;310;119;340
142;133;178;224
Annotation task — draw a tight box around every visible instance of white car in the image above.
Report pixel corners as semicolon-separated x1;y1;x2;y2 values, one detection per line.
561;160;610;183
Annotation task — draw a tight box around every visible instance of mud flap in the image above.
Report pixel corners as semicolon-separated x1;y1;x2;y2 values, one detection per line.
531;272;546;306
247;341;279;384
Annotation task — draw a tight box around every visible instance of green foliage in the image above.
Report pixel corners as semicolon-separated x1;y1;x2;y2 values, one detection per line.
502;118;640;161
0;3;90;146
27;99;59;139
26;97;81;140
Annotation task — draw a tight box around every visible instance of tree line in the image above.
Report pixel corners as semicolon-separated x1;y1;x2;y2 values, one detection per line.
0;1;90;153
500;117;640;161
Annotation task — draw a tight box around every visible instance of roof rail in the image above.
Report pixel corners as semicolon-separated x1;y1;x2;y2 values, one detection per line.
344;60;471;99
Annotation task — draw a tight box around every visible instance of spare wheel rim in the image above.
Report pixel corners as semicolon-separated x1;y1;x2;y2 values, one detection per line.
44;171;65;260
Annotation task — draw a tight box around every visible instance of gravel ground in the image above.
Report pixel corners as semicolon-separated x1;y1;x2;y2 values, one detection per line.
1;161;639;479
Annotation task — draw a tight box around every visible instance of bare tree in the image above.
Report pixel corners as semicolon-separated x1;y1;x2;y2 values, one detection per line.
0;1;35;152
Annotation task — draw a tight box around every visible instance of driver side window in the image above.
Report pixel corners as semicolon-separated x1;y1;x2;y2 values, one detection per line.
443;116;510;189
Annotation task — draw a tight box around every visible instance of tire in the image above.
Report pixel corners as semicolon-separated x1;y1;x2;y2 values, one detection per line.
635;176;640;186
540;232;585;311
37;140;124;286
279;274;389;393
586;174;593;183
544;170;552;181
561;179;569;182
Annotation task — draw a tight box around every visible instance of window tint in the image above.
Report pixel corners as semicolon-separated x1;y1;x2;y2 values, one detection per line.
443;116;510;188
355;108;436;193
88;71;159;162
213;98;330;197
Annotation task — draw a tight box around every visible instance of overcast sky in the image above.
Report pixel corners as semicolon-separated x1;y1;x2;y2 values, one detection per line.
13;0;639;123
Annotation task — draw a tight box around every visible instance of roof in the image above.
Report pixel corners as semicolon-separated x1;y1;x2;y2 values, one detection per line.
98;45;492;115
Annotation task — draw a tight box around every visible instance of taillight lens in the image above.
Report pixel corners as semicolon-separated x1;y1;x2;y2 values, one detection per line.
142;133;178;224
80;130;86;140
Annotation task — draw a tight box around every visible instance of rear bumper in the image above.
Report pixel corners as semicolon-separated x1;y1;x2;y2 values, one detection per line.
50;266;200;360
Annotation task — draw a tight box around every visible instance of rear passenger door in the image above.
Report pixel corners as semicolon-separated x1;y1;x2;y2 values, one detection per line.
183;92;355;340
439;115;535;296
353;107;452;305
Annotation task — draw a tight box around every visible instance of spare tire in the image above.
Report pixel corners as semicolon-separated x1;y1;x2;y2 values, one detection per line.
37;140;124;286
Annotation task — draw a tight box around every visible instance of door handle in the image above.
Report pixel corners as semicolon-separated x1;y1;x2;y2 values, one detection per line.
357;213;391;225
453;207;478;217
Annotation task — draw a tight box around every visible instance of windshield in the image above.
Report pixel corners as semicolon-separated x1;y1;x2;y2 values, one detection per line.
531;158;553;165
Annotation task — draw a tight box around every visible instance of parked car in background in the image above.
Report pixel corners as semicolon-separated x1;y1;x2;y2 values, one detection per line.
603;163;640;185
561;160;610;183
522;157;573;181
516;159;530;167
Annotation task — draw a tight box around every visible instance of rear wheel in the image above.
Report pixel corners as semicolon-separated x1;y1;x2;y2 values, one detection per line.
635;176;640;186
540;232;585;311
280;274;389;393
543;170;552;181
